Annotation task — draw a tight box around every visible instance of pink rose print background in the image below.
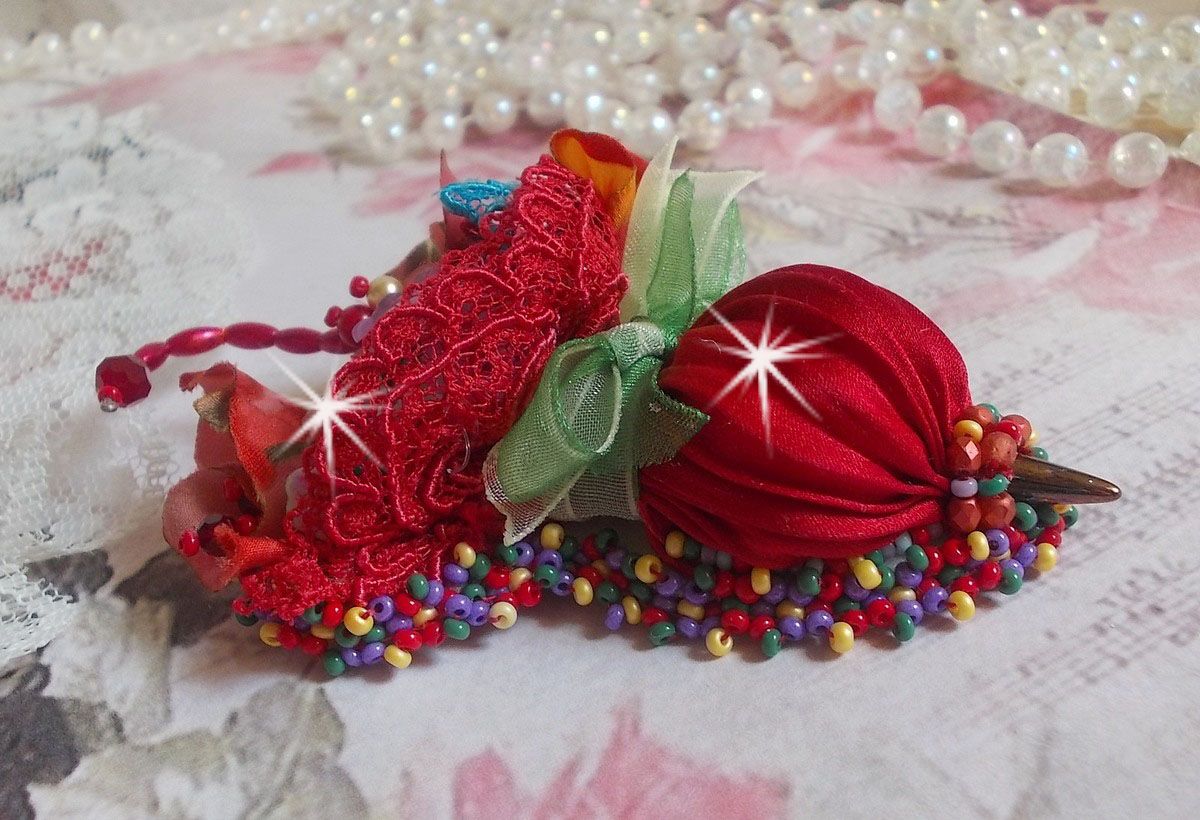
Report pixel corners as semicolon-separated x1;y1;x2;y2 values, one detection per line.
6;10;1200;818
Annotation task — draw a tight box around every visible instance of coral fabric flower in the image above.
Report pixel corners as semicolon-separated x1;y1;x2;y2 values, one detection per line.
550;129;648;228
162;363;306;591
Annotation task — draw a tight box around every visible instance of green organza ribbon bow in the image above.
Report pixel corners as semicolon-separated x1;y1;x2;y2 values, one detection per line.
484;141;760;543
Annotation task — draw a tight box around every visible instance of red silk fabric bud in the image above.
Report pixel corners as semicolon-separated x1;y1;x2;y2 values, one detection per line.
638;265;972;564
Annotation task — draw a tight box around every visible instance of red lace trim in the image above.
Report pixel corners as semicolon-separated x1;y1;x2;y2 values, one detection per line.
240;157;626;617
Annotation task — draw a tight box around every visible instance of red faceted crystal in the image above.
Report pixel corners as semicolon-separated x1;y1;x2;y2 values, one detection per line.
95;355;151;407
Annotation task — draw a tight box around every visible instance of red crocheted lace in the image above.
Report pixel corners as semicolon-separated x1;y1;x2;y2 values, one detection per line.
239;157;626;617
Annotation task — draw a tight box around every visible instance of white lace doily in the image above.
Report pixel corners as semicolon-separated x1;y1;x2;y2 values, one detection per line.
0;96;249;665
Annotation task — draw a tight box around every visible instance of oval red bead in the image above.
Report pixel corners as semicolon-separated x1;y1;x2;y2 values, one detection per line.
166;327;225;356
275;327;323;354
225;322;278;349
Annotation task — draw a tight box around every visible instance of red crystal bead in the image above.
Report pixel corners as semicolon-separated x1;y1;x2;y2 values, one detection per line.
979;493;1016;529
991;419;1023;444
947;498;982;533
95;355;152;408
947;436;982;475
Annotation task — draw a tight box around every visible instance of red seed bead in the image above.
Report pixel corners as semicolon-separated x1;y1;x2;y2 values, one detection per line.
817;573;843;603
581;535;601;562
866;598;896;628
323;306;342;328
392;629;423;651
976;561;1003;591
277;624;299;649
915;577;940;597
349;275;370;298
942;538;969;567
166;326;225;356
336;304;371;346
840;609;868;637
484;566;510;590
1040;528;1063;547
225;322;278;349
299;633;326;655
910;529;931;547
980;431;1018;470
516;580;542;607
924;546;944;575
721;609;750;634
1002;414;1033;444
233;514;256;535
704;602;722;620
320;599;345;628
395;594;422;617
734;574;760;604
494;591;516;607
828;558;850;575
321;329;355;354
806;600;832;616
991;419;1023;444
713;571;735;599
951;576;980;598
422;620;446;647
642;607;670;626
178;530;200;557
231;597;254;616
748;615;776;640
275;327;324;354
609;573;629;592
579;566;604;587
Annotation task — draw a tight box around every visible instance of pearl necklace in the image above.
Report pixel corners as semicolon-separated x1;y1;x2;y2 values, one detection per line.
6;1;1200;191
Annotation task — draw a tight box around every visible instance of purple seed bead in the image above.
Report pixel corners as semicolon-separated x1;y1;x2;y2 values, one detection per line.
1000;558;1024;579
684;583;710;605
341;647;362;667
699;545;716;565
699;615;721;634
536;550;563;570
922;586;949;614
514;541;535;566
764;578;788;605
605;550;625;570
986;528;1010;557
778;615;806;640
896;562;923;588
951;477;978;498
385;614;412;633
425;579;445;606
652;594;675;611
443;564;469;586
360;641;385;665
749;601;772;617
655;572;683;597
552;570;574;597
805;609;834;635
445;593;472;620
844;576;869;601
292;616;309;631
787;587;814;606
1014;542;1037;568
604;603;624;631
468;600;490;627
368;595;395;623
676;616;701;639
864;591;887;606
897;598;924;625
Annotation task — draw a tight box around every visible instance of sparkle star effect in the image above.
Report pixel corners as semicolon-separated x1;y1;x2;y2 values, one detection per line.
270;354;389;493
705;300;838;456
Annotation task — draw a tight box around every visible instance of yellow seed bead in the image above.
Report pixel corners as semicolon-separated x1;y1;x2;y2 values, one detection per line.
590;559;610;578
453;542;476;569
996;550;1011;561
310;624;334;640
489;601;518;630
849;557;882;590
509;567;532;590
540;522;565;550
750;567;772;596
622;595;642;625
829;622;855;654
259;622;282;647
413;606;438;627
1026;427;1039;447
947;590;976;621
634;553;664;584
705;627;733;657
775;601;804;620
953;419;985;442
383;645;412;669
342;606;374;636
889;587;917;603
677;600;705;621
1035;543;1058;573
1053;503;1071;514
664;530;686;559
366;274;402;308
572;577;594;606
967;530;990;561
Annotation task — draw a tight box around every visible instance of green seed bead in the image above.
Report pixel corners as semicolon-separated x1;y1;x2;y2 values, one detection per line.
1063;506;1079;527
866;550;885;564
905;545;929;571
833;599;860;615
1030;446;1049;460
468;554;492;582
1037;504;1061;526
334;625;359;648
444;618;471;640
980;402;1000;422
648;621;676;647
876;564;895;592
621;554;638;580
939;566;965;585
977;474;1010;497
559;536;579;561
1000;568;1023;594
694;565;715;591
893;612;915;642
496;543;520;566
1014;502;1038;532
534;565;559;588
462;583;486;600
323;650;346;677
597;581;620;605
234;613;258;627
796;567;821;596
761;628;782;659
406;573;429;600
629;580;652;603
363;625;386;644
303;605;322;624
722;599;749;612
594;528;618;552
682;537;702;561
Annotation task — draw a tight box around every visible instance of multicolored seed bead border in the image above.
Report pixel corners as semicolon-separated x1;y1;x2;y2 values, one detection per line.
231;403;1076;674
